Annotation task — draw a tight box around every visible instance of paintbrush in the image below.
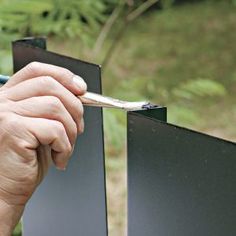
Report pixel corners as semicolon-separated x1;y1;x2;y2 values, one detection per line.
0;74;156;111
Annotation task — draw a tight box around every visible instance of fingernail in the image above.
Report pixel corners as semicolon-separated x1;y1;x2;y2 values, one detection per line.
73;75;87;92
79;118;85;134
71;144;75;153
56;164;67;171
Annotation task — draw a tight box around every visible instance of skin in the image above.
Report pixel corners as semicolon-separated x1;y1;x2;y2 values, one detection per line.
0;62;87;235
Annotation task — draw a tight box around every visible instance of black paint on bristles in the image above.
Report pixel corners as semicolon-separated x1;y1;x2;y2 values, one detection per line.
141;103;159;110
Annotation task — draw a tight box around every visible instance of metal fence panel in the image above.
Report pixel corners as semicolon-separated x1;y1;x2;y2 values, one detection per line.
12;38;108;236
128;109;236;236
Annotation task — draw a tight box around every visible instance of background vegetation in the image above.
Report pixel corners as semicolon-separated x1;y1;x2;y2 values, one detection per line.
0;0;235;235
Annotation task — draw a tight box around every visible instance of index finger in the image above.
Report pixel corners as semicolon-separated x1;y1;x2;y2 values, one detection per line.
4;61;87;95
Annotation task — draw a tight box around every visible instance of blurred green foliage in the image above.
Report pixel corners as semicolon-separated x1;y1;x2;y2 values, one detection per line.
0;0;106;40
172;79;226;99
103;0;236;151
0;0;120;75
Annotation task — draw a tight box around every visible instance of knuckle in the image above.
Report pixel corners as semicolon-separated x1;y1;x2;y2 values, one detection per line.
27;61;41;73
48;97;62;113
59;68;74;87
54;121;65;137
40;76;57;89
0;114;20;140
61;68;73;78
63;143;72;156
5;114;20;127
72;99;84;118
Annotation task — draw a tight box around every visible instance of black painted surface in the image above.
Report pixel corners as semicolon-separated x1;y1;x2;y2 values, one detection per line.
12;39;108;236
128;110;236;236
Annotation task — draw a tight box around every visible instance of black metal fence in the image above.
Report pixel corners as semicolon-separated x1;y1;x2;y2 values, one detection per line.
13;38;236;236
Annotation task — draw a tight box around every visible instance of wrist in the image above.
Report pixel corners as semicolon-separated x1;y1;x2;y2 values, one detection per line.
0;199;24;236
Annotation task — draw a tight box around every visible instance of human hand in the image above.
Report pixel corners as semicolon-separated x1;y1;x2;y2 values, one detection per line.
0;62;87;235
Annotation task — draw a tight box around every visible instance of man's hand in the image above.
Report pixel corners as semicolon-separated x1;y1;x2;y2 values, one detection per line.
0;62;87;235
